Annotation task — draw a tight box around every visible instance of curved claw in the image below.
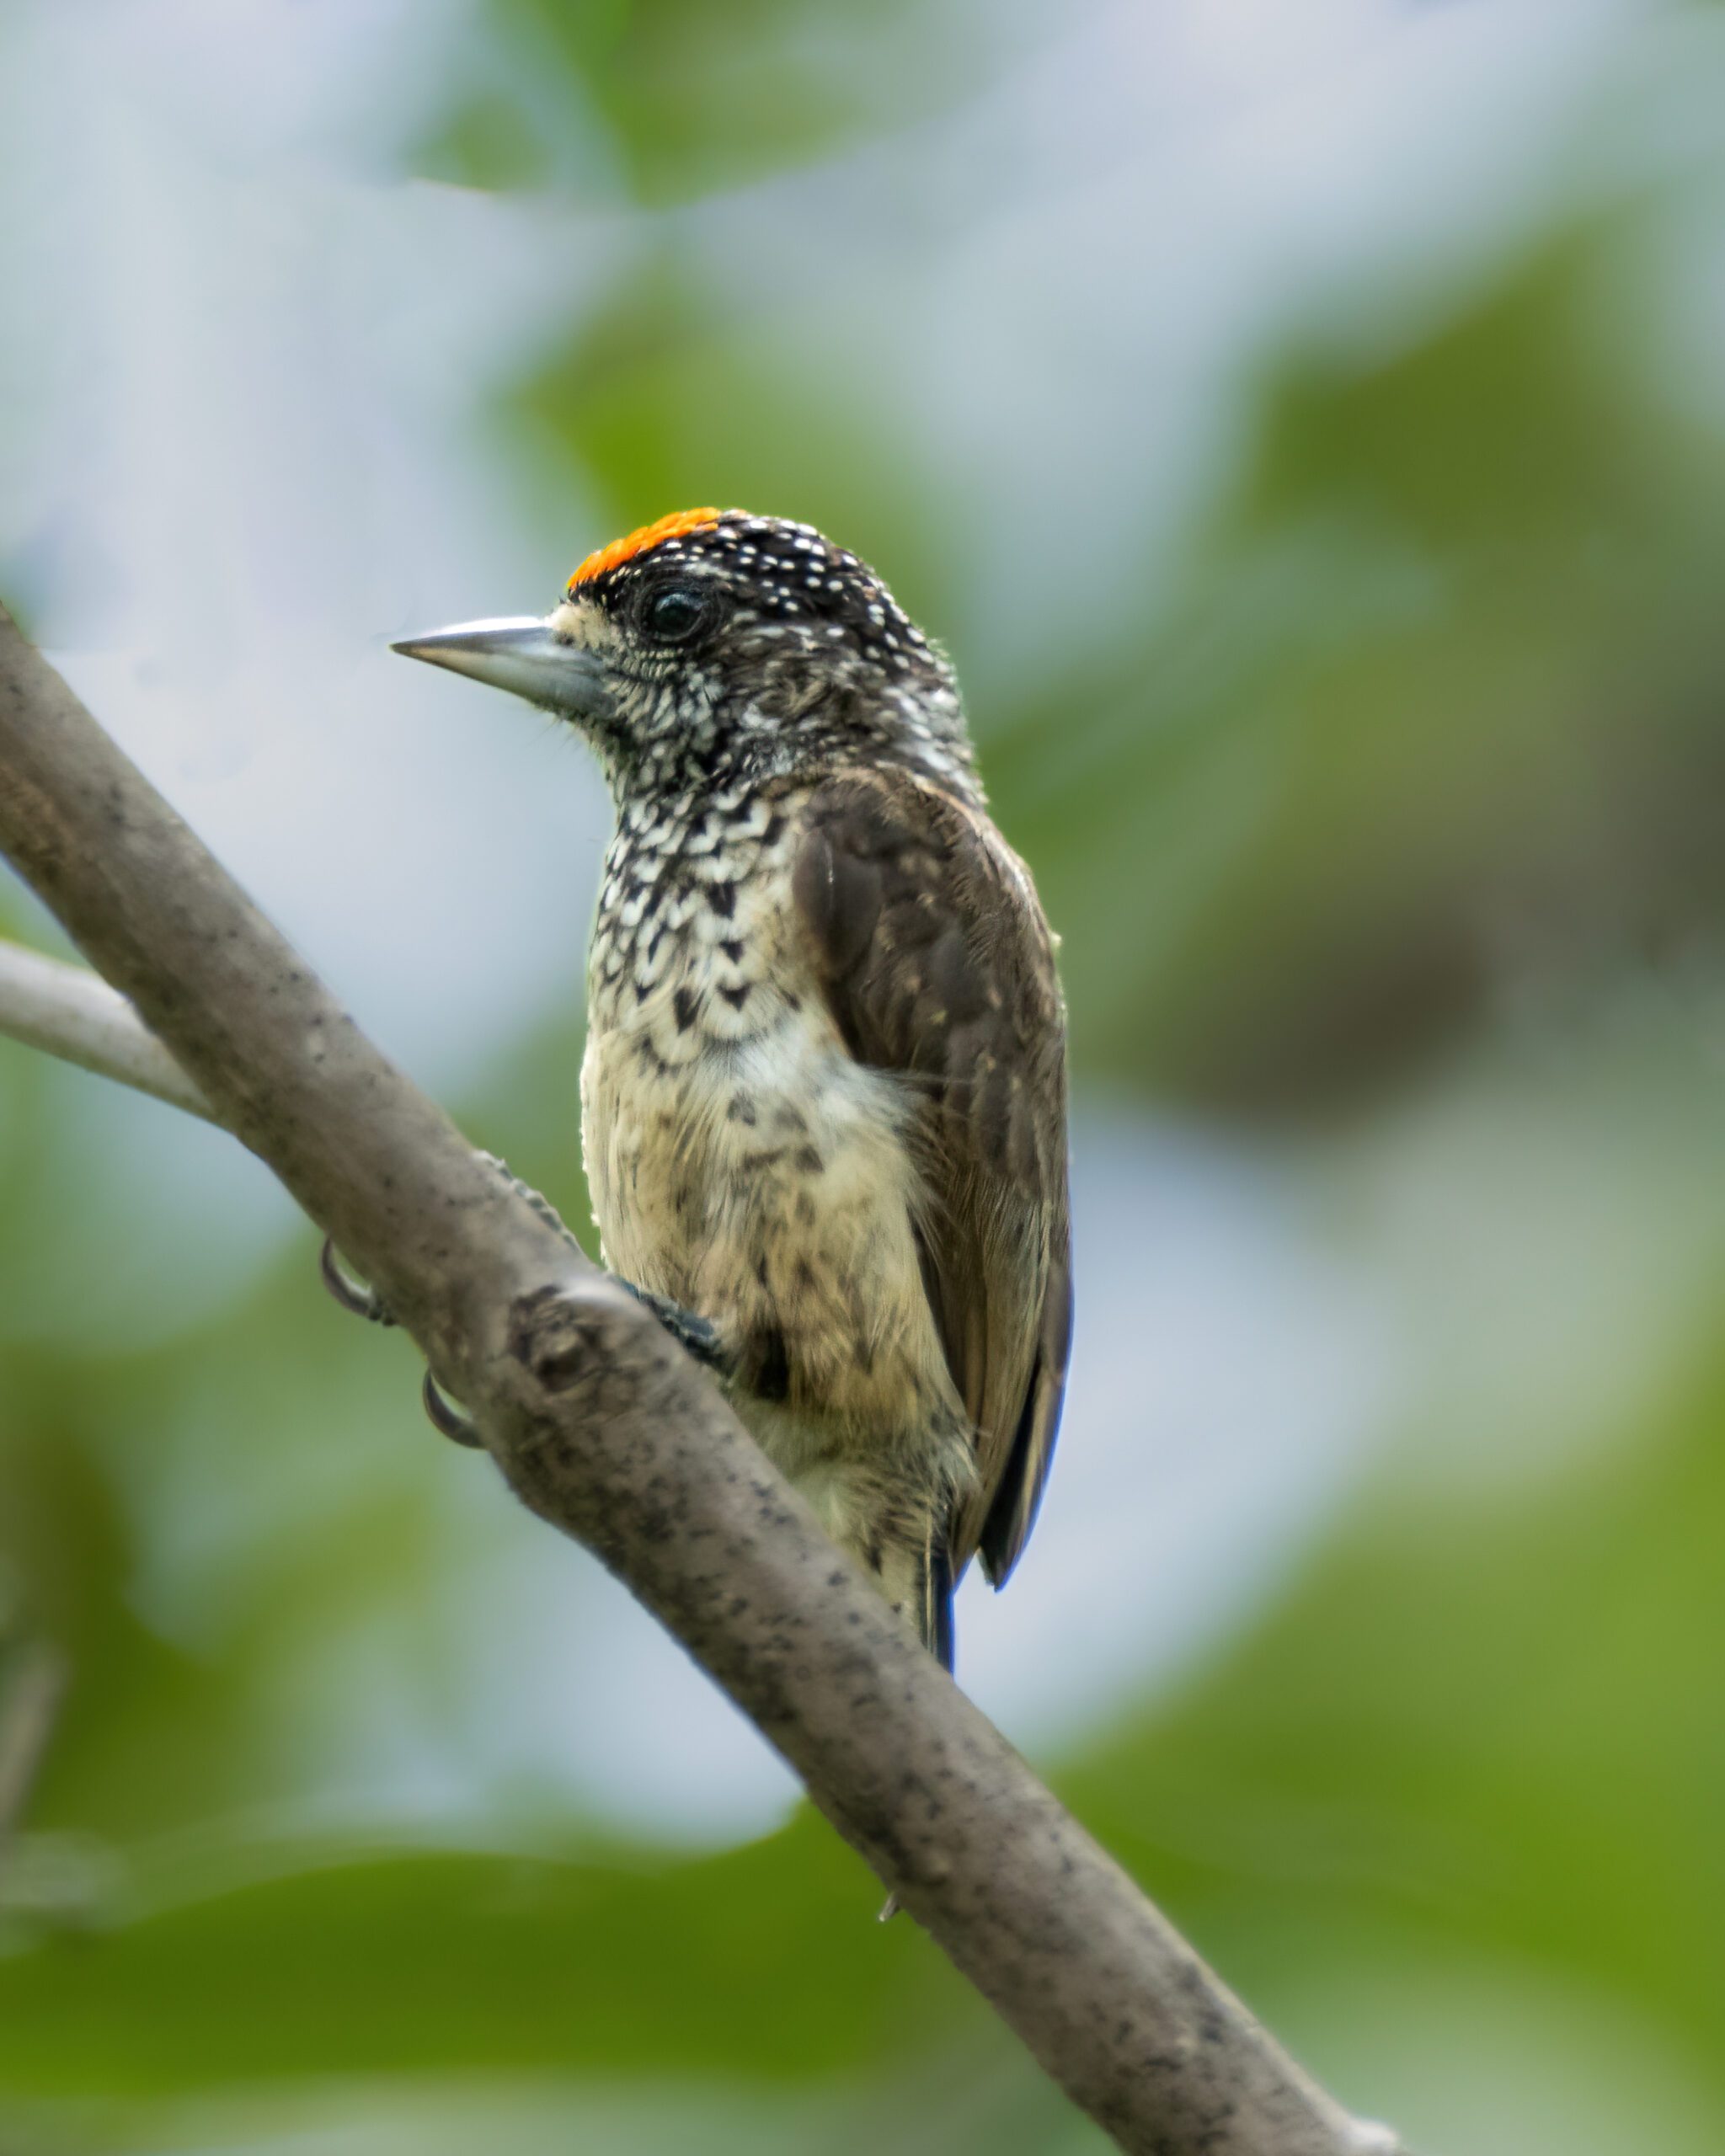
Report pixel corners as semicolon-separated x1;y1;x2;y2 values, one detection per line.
422;1368;483;1449
320;1237;397;1326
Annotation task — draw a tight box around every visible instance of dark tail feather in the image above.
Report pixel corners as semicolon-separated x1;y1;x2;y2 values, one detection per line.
926;1531;956;1675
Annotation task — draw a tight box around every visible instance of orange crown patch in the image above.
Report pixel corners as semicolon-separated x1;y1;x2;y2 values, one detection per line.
567;507;724;594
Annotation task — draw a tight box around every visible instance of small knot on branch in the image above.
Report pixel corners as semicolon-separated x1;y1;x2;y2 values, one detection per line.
507;1283;653;1416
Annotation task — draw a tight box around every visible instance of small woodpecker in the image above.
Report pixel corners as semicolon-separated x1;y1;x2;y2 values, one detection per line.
393;508;1072;1668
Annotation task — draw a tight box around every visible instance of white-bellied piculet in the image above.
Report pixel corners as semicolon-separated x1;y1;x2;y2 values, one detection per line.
390;508;1072;1669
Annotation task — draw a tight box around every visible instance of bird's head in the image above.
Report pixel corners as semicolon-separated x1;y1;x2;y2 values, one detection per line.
393;508;977;799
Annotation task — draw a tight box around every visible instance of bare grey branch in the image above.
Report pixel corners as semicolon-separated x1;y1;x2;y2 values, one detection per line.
0;601;1402;2156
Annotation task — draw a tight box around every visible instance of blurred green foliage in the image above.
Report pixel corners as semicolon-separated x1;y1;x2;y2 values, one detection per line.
413;0;1042;202
7;5;1725;2154
5;1193;1724;2149
1001;227;1725;1110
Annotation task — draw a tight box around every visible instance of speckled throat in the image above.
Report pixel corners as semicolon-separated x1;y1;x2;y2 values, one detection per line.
588;760;806;1035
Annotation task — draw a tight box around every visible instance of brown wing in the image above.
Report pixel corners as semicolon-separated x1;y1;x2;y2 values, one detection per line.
793;766;1072;1588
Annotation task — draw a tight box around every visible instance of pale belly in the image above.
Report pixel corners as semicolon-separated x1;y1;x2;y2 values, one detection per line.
580;987;963;1481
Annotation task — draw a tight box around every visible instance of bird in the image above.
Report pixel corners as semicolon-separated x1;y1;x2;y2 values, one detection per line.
390;508;1071;1671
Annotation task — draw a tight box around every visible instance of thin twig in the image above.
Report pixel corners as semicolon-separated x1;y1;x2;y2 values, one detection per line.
0;603;1402;2156
0;939;214;1123
0;1643;67;1864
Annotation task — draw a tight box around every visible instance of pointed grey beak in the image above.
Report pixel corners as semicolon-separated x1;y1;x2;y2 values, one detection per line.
390;616;612;721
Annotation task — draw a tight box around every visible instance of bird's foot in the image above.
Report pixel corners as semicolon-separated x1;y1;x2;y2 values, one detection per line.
319;1151;585;1328
475;1150;585;1253
420;1369;483;1449
615;1280;734;1377
321;1239;478;1446
320;1151;579;1335
320;1155;728;1436
321;1149;585;1446
320;1237;397;1326
414;1282;729;1449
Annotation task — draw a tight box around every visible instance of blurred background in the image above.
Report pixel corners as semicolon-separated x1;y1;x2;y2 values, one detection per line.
3;0;1725;2149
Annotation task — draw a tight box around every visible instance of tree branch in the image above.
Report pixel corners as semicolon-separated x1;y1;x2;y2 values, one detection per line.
0;602;1402;2156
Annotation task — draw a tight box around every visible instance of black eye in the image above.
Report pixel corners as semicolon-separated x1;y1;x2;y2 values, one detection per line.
639;582;715;645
